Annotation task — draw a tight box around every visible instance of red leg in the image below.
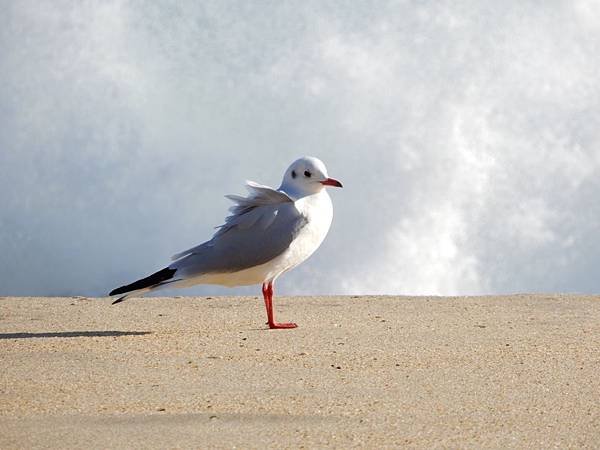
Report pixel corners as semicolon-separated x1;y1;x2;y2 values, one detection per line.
262;281;297;329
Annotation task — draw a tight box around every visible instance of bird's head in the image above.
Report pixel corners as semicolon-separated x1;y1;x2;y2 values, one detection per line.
280;156;342;198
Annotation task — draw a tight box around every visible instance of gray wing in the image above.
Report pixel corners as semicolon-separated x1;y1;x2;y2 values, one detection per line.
171;181;307;277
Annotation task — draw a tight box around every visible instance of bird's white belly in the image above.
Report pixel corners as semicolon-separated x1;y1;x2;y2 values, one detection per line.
181;191;333;287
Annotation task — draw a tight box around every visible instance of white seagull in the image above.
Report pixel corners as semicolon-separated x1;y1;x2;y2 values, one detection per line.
109;156;342;329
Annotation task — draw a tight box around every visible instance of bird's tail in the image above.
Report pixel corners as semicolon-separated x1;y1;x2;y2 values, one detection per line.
109;267;178;304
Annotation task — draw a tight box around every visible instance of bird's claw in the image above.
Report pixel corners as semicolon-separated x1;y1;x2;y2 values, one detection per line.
268;322;298;329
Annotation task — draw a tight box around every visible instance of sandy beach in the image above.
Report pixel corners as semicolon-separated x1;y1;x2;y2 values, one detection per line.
1;294;599;449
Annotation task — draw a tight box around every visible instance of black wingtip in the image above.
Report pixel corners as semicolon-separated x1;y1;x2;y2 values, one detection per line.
109;267;177;298
111;295;127;305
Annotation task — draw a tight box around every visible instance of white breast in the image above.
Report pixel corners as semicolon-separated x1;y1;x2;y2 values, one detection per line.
283;189;333;272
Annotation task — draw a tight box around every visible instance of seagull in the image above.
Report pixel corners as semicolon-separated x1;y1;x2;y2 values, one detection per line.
109;156;342;329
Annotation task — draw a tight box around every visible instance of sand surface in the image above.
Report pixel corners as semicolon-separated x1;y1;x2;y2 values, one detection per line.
1;294;600;449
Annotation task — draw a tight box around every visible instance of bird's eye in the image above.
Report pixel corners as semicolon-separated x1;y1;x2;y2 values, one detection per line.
291;170;296;179
304;170;311;178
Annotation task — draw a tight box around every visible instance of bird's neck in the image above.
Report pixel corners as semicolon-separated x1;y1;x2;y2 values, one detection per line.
278;184;325;201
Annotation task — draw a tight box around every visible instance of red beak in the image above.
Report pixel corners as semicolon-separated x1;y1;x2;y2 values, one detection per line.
320;177;343;188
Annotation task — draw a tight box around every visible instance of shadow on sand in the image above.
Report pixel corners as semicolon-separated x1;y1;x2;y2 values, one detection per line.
0;331;152;339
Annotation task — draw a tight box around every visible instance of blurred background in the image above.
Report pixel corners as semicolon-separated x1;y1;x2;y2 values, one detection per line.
1;0;600;297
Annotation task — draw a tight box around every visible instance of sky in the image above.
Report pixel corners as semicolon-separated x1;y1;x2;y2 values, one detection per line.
1;0;600;297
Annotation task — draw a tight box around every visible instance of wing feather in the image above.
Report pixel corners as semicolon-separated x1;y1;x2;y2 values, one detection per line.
170;181;306;277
